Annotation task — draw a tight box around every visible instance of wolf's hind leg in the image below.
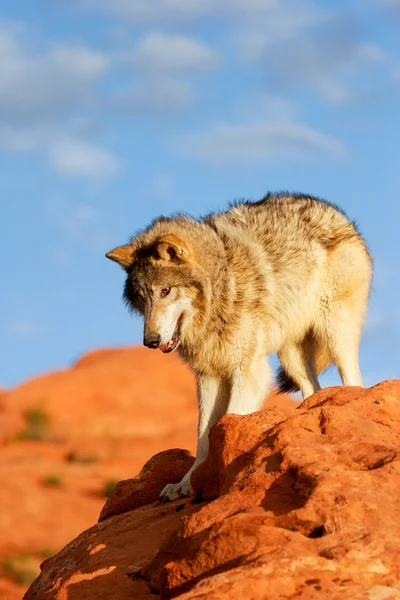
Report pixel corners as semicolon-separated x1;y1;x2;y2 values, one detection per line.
159;375;229;502
326;309;363;387
278;341;321;399
227;356;272;415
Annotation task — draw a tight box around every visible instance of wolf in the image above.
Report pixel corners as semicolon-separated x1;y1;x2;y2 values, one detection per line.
106;192;372;502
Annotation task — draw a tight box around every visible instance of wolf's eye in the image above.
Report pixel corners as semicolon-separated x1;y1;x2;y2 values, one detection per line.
161;287;171;298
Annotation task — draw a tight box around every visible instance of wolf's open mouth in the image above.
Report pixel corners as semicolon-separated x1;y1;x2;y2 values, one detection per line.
159;314;184;353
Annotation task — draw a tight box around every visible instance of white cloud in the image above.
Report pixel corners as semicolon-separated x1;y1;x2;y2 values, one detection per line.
234;7;386;104
0;125;44;153
9;321;43;336
114;77;193;112
112;33;219;113
0;28;109;123
50;139;119;178
393;66;400;81
358;44;386;63
239;93;299;121
113;32;221;114
180;120;346;165
0;124;119;180
47;198;111;251
78;0;277;22
382;0;400;10
275;37;385;104
235;3;318;61
133;32;220;71
71;1;390;111
0;23;119;179
0;22;218;173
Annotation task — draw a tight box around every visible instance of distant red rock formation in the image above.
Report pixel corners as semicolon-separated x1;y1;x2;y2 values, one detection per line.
0;346;294;599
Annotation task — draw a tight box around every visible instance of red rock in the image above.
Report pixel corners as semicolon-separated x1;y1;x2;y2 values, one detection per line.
0;345;294;598
0;347;198;598
0;347;198;448
24;380;400;600
0;578;22;600
99;449;195;521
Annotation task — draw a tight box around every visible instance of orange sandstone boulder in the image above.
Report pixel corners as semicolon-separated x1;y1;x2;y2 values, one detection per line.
24;380;400;600
99;449;195;521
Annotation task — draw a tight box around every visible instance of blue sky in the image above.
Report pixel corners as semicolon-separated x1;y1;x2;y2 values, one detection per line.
1;0;399;388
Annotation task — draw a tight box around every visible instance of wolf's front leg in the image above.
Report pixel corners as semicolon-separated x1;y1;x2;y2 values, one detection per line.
159;375;229;502
227;356;272;415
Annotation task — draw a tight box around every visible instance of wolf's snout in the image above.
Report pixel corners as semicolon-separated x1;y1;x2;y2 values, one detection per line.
144;332;161;349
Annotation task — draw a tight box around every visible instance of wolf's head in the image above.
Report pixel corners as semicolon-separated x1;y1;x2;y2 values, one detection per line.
106;233;204;353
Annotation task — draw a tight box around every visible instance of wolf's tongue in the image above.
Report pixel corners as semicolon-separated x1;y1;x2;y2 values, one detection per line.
159;341;173;352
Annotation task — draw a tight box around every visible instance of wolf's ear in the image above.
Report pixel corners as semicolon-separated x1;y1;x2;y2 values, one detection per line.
156;234;190;262
106;245;135;271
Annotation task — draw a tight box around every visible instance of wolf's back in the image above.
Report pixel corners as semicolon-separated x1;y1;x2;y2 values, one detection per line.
240;192;369;253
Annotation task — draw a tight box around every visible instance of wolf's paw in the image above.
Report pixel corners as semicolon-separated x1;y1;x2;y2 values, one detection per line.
159;480;193;502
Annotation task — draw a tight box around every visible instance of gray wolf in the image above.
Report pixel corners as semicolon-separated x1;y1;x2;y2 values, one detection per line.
106;192;372;501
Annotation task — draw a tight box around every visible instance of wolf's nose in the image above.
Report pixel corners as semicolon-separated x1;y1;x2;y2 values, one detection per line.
144;333;161;349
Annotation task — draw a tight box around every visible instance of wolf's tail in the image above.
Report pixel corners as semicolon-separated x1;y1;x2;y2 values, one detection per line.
276;343;332;394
